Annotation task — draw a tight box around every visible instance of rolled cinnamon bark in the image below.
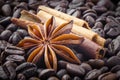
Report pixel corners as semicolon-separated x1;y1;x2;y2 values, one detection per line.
39;6;91;29
77;38;105;59
37;10;106;46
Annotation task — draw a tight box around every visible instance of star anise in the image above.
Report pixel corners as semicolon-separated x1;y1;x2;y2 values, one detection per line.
17;16;83;70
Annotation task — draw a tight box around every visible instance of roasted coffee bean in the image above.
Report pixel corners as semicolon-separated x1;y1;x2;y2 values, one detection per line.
48;0;61;8
16;62;37;78
69;0;84;9
17;29;28;38
76;53;84;61
0;17;11;26
116;70;120;78
85;67;106;80
14;2;28;11
0;25;4;34
92;6;107;14
87;59;105;69
0;40;11;50
1;4;12;16
5;45;25;55
29;77;40;80
0;0;4;7
83;9;96;15
83;13;97;19
39;69;56;79
47;76;59;80
104;22;120;37
62;74;71;80
6;23;18;32
92;22;103;29
85;16;95;27
0;66;8;79
0;30;12;41
58;60;69;69
17;73;26;80
98;72;117;80
92;28;105;37
117;51;120;57
73;76;81;80
85;2;94;8
104;38;112;47
80;63;92;73
96;16;106;25
66;63;85;76
6;55;25;64
57;69;67;79
12;8;23;18
111;65;120;73
3;61;17;80
8;32;22;45
107;56;120;68
108;38;120;54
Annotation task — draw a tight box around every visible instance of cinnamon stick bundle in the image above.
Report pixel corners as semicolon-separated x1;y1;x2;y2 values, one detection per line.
38;6;106;47
11;10;105;59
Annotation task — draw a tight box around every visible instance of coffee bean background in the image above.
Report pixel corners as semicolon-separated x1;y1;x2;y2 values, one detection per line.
0;0;120;80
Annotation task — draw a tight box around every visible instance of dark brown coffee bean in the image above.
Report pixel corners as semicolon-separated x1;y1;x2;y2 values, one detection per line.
108;39;120;54
17;73;26;80
0;25;4;34
104;38;112;47
76;53;84;61
62;74;71;80
85;2;94;8
85;67;108;80
48;0;61;8
98;72;117;80
107;56;120;68
69;0;84;9
14;2;28;11
39;69;56;79
92;6;107;14
57;69;67;79
92;22;103;29
83;13;97;19
92;28;105;37
111;65;120;73
0;40;11;50
96;16;106;24
0;17;11;26
5;45;25;55
58;60;69;69
16;62;36;73
16;62;37;78
80;63;92;73
12;8;23;18
85;16;95;27
83;9;96;15
6;55;25;64
117;51;120;57
1;4;12;16
87;59;105;69
0;66;8;79
66;63;85;76
8;32;22;45
0;0;4;7
6;23;18;32
73;76;81;80
0;30;12;41
47;76;59;80
17;29;28;38
3;61;17;80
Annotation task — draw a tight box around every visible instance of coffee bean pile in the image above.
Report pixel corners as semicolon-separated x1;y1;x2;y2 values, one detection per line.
0;0;120;80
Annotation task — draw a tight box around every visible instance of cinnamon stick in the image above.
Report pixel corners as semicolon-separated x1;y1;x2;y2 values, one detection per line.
39;6;91;30
37;10;106;46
